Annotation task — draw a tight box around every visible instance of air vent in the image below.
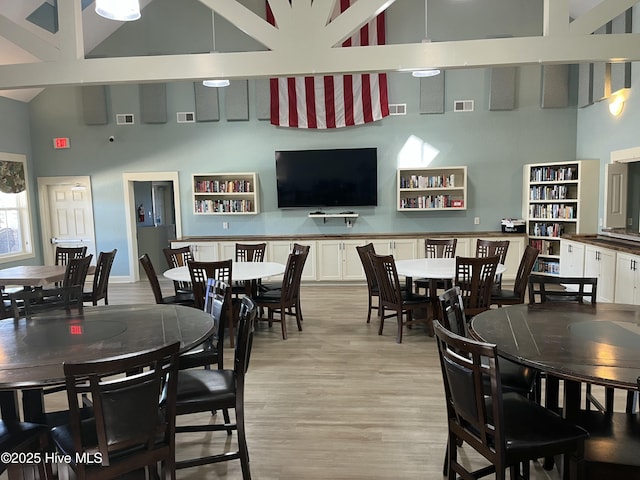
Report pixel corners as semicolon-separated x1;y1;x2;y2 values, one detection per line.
116;114;135;125
177;112;195;123
453;100;474;112
389;104;407;116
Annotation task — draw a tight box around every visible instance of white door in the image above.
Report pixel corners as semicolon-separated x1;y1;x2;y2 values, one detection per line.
604;162;628;229
38;176;96;265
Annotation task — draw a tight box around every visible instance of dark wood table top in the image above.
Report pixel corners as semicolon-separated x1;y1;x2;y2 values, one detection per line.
0;264;95;287
469;302;640;390
0;304;214;389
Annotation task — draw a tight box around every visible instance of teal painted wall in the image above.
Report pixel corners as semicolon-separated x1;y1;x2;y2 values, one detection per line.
26;0;584;276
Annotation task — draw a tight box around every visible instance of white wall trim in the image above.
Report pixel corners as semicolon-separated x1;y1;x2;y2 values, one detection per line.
611;146;640;163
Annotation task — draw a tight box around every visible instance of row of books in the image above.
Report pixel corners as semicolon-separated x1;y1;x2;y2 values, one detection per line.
194;199;254;213
528;204;576;219
529;165;578;182
530;222;564;238
399;195;463;209
529;185;572;201
195;179;252;193
399;174;456;189
529;239;559;256
534;259;560;275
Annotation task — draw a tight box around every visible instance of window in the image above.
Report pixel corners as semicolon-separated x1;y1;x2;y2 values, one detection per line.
0;153;33;262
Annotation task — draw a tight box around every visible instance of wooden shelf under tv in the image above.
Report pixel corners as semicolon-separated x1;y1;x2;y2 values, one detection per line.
308;213;359;224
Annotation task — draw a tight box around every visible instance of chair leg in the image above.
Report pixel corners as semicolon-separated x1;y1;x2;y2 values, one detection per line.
280;308;288;340
397;311;404;344
366;295;373;323
295;305;303;332
236;403;252;480
378;308;385;335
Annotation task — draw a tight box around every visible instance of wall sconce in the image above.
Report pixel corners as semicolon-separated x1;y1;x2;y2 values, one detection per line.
95;0;141;21
609;95;625;116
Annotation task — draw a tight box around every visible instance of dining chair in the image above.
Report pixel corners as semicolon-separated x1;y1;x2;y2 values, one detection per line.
527;274;597;304
454;255;500;318
258;242;310;294
370;253;431;343
490;245;539;307
0;420;53;480
234;242;267;297
476;239;509;292
61;254;93;289
82;249;117;306
252;250;308;340
433;320;588;480
9;285;84;319
55;245;87;266
188;259;237;346
356;243;380;323
163;245;194;296
139;253;195;306
51;341;180;480
175;297;257;478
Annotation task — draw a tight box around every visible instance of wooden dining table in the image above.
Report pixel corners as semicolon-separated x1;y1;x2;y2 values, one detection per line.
0;304;215;424
0;264;95;288
470;302;640;478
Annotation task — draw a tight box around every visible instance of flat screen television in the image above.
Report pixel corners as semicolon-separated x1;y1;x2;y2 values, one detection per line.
275;148;378;208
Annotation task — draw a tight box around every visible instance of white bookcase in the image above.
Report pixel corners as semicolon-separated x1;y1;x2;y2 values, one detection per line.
192;172;259;215
397;166;467;211
522;160;599;275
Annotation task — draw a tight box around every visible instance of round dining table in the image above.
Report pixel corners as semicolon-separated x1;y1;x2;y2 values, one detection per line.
0;303;215;423
163;261;286;283
394;257;506;281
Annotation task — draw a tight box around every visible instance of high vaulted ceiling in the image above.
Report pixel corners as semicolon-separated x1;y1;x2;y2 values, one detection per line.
0;0;637;103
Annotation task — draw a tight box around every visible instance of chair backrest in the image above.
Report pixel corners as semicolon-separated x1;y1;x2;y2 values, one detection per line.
280;250;309;304
62;254;93;288
235;243;266;262
476;239;509;264
455;255;500;317
179;278;228;371
425;238;457;258
438;286;468;338
527;274;597;304
292;243;310;255
10;285;84;319
89;249;117;303
163;246;194;294
433;320;506;465
55;246;87;266
370;253;403;309
139;253;165;304
235;297;258;381
511;245;539;301
188;260;233;309
356;243;378;293
61;341;180;474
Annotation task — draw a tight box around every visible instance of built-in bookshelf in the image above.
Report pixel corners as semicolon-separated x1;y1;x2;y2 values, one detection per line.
397;166;467;211
192;173;259;215
522;160;598;275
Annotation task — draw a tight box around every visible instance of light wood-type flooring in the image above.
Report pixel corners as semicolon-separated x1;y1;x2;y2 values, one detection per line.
15;280;608;479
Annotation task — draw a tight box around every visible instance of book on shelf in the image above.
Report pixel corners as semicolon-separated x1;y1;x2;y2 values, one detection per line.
399;195;462;209
529;165;578;182
195;179;252;193
528;204;576;219
194;199;253;213
400;174;456;189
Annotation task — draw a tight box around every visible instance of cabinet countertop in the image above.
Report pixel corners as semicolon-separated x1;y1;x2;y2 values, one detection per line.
563;233;640;256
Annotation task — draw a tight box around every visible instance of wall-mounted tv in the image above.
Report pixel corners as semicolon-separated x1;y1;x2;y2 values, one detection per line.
275;148;378;208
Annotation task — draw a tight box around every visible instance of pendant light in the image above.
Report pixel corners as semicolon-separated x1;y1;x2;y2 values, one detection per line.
203;11;230;88
95;0;141;21
412;0;440;78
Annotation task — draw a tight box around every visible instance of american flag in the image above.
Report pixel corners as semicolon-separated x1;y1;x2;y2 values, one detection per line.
267;0;389;129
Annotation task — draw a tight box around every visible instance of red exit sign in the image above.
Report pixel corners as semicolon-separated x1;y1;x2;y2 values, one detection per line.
53;137;70;149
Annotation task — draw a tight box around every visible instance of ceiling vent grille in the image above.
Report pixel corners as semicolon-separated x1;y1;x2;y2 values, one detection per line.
116;114;135;125
454;100;474;112
389;104;407;116
177;112;195;123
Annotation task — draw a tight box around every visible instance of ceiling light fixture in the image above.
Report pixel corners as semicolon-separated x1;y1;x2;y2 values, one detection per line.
203;12;229;88
95;0;141;21
412;1;441;78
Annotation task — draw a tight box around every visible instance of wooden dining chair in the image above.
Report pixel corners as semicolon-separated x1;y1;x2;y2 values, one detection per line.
234;242;267;297
490;245;539;307
139;253;194;306
82;249;117;306
0;420;53;480
527;274;597;304
454;255;500;318
356;243;380;323
433;320;588;480
51;341;180;480
9;285;84;319
370;253;431;343
476;239;509;292
61;254;93;289
163;245;194;296
414;238;457;296
55;246;87;266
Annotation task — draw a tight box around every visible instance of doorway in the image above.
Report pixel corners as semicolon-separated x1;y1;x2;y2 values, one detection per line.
37;176;96;265
123;172;182;282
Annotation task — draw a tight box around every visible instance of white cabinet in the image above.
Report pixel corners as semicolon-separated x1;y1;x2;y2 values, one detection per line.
584;245;616;303
192;172;259;215
615;252;640;305
370;239;419;261
559;240;585;277
522;160;599;275
171;241;218;261
317;240;364;281
267;240;317;282
470;236;526;282
397;166;467;211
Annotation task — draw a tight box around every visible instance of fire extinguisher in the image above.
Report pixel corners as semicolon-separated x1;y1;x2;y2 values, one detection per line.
138;204;145;223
